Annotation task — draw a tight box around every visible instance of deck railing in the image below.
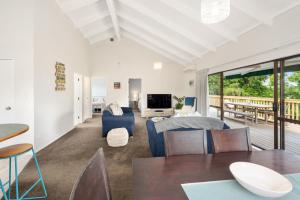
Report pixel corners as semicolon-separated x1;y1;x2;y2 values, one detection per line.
209;95;300;121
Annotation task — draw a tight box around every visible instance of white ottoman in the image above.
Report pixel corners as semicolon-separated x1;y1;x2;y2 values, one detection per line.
107;128;129;147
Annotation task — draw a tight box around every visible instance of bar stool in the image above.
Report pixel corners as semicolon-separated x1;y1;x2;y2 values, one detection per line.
0;179;7;200
0;143;47;200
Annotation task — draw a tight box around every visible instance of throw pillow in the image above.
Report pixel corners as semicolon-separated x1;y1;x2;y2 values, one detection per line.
109;103;123;116
182;105;193;112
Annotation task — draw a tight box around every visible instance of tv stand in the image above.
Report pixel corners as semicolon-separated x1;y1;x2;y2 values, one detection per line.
143;108;174;118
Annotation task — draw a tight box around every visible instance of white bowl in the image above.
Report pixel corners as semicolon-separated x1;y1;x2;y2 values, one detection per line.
229;162;293;198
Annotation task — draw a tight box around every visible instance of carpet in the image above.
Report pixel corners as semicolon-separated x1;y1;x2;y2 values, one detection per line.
6;114;151;200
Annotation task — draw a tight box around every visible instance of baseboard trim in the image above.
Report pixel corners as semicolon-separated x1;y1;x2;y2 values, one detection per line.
36;126;75;152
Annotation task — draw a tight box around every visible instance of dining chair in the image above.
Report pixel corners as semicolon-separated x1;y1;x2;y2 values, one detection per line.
163;130;207;157
211;127;252;153
69;148;111;200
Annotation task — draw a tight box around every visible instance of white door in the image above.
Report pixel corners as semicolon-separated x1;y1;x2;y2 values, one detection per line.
83;76;92;120
0;60;15;123
74;73;83;126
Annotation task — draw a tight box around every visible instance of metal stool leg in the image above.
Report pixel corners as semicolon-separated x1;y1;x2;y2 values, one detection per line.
8;157;11;200
32;149;47;198
15;156;19;200
0;179;8;200
1;147;47;200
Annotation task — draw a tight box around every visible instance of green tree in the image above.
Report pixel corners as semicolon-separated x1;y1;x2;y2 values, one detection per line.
286;72;300;99
208;74;220;95
223;75;273;97
209;72;300;99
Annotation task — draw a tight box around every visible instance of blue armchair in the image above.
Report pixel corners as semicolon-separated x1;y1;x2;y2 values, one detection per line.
146;119;230;157
102;107;135;137
185;97;197;111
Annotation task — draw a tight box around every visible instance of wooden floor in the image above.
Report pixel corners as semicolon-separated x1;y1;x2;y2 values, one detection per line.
209;108;300;154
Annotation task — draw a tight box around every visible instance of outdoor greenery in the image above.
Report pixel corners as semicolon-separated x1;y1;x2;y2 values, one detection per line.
208;72;300;99
285;72;300;99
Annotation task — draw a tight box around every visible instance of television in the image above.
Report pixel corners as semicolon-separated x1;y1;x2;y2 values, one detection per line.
147;94;172;109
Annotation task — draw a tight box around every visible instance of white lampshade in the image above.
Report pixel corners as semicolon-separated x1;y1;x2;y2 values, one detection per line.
153;62;162;70
201;0;230;24
132;91;138;101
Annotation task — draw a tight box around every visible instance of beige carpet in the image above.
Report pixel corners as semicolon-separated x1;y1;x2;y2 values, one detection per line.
7;114;151;200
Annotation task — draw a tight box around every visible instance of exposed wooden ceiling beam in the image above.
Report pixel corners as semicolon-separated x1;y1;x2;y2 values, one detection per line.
121;25;192;62
89;31;114;44
83;24;113;38
237;1;300;37
119;0;216;51
123;32;187;65
118;13;203;58
270;1;300;19
105;0;121;40
158;0;238;42
75;11;110;28
231;0;273;26
59;0;99;12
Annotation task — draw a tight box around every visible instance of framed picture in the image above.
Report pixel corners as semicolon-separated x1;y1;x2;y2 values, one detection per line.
55;62;66;91
114;82;121;89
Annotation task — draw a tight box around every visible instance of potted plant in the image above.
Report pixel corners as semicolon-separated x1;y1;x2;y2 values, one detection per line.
173;96;185;110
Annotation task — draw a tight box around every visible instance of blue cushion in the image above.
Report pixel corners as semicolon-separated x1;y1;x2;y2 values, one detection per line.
185;97;196;107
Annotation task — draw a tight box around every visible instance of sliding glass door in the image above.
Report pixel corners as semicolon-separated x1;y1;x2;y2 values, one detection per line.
208;73;222;119
279;56;300;153
222;62;277;150
207;54;300;153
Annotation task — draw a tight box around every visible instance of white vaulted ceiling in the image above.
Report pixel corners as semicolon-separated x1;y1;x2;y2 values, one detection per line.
56;0;300;65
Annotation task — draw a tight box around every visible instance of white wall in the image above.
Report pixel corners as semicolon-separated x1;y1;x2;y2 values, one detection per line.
0;0;35;195
0;0;34;147
183;71;196;97
197;5;300;74
34;0;90;151
90;38;186;115
0;2;91;194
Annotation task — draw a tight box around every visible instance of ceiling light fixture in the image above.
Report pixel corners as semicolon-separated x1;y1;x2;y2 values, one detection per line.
153;62;162;70
201;0;230;24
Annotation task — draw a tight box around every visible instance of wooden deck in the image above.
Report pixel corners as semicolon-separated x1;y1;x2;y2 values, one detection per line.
209;108;300;154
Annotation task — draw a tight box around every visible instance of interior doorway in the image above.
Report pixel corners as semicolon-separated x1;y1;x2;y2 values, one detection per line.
91;77;107;114
74;73;83;126
128;78;142;112
0;59;15;123
83;76;92;121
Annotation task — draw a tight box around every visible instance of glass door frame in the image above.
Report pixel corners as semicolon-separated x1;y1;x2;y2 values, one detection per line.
208;53;300;150
220;72;224;121
278;55;300;149
273;60;279;149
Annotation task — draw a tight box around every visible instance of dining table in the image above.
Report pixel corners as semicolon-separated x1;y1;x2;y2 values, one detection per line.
0;124;29;142
224;102;272;123
133;150;300;200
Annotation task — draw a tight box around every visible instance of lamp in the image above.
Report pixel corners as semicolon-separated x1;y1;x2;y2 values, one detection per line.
201;0;230;24
153;62;162;70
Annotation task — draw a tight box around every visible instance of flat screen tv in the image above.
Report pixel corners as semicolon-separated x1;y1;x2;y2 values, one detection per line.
147;94;172;109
